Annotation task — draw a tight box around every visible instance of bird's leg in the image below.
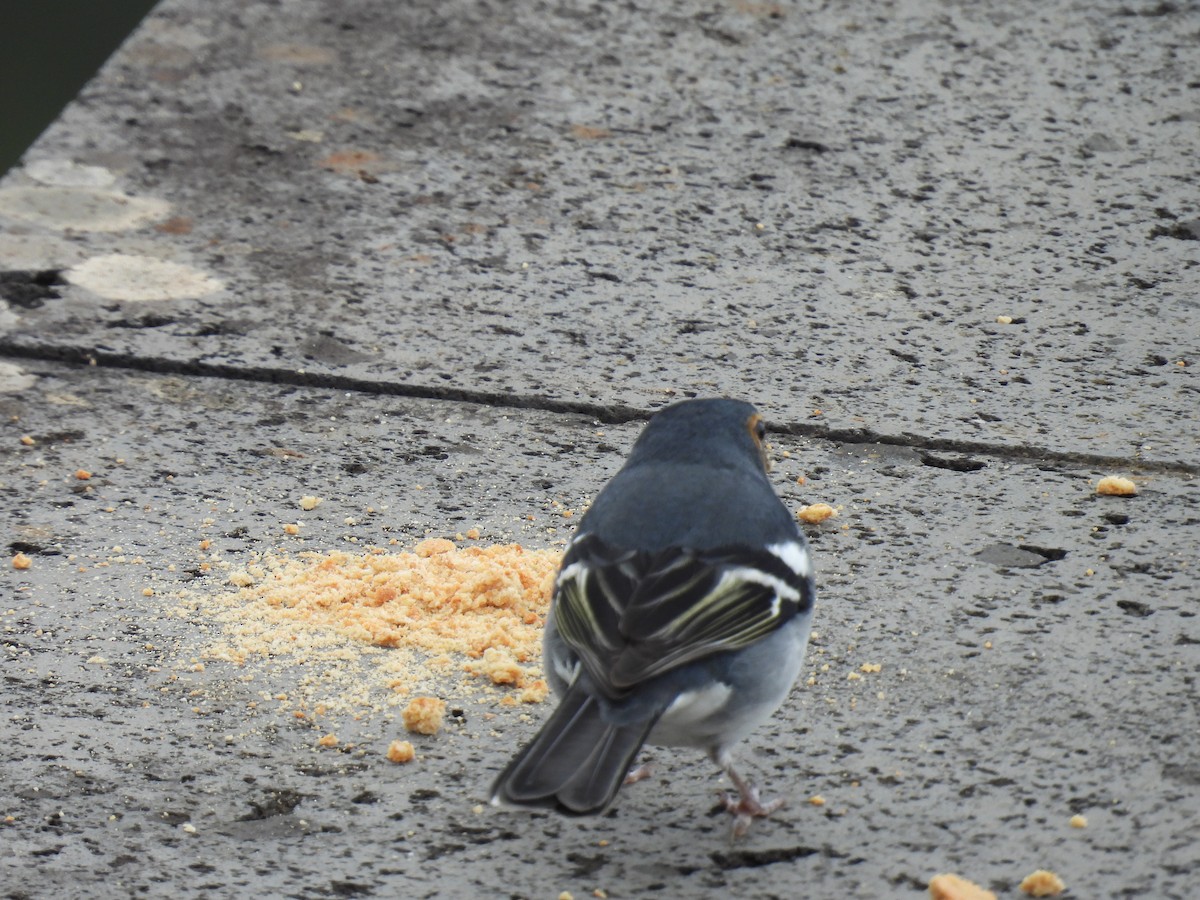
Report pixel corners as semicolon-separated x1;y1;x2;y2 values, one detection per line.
713;751;784;839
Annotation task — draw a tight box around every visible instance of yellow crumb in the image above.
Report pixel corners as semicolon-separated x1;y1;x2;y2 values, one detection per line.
797;502;837;524
519;680;550;703
75;469;92;480
928;873;997;900
402;696;447;735
20;435;35;446
860;663;882;673
12;552;32;570
415;538;456;557
465;647;528;686
282;523;301;535
1069;814;1087;828
808;795;826;806
317;733;338;747
1096;475;1136;496
299;495;323;510
1019;870;1065;897
386;740;414;763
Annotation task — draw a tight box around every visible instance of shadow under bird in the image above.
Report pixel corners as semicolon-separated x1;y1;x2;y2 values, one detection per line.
490;398;816;837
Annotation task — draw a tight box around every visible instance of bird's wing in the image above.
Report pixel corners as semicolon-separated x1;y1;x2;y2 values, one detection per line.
553;534;813;696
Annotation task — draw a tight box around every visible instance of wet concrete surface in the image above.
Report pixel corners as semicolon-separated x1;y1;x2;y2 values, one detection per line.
2;0;1199;897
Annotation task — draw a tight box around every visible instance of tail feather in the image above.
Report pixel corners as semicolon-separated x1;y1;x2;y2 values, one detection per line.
490;685;659;815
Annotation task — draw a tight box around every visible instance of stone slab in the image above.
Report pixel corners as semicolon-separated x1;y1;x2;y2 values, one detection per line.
1;0;1197;468
2;364;1196;897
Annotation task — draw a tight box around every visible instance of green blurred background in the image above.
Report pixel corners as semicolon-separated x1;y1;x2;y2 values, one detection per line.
1;0;160;176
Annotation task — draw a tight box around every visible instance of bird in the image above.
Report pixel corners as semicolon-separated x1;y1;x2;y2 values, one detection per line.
489;398;816;837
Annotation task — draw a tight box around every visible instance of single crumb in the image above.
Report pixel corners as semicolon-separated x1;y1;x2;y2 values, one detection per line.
929;873;997;900
860;663;882;673
415;538;456;557
386;740;415;763
282;523;301;535
808;795;826;806
1096;475;1137;496
75;469;92;480
12;552;32;570
402;696;447;735
519;680;550;703
1019;870;1065;897
20;435;34;446
797;502;837;524
995;315;1014;325
317;733;338;747
299;495;323;510
1069;814;1088;828
466;528;480;540
465;647;527;686
558;893;574;900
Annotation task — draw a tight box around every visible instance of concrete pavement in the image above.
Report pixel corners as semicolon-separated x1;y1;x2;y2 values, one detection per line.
2;0;1197;897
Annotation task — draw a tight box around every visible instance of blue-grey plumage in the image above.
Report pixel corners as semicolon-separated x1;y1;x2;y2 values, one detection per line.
489;398;816;837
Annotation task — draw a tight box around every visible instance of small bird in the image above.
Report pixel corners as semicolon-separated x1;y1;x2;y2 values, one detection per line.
490;398;815;837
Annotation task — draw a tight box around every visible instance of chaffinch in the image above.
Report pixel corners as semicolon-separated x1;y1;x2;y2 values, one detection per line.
490;398;815;837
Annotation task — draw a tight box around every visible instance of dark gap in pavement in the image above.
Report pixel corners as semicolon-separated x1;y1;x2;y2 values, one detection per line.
2;339;1196;477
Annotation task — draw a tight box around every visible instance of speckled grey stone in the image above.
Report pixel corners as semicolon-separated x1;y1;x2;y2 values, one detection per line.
1;0;1198;897
1;0;1197;467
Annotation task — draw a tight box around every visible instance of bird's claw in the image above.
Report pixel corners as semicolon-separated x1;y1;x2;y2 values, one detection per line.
624;763;653;785
720;783;784;838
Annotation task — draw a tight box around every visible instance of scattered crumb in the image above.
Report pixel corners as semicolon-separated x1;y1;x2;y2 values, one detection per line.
519;679;550;703
75;469;92;480
808;795;826;806
282;523;301;535
386;740;415;763
995;315;1014;325
415;537;456;557
558;892;574;900
402;696;447;735
466;528;480;540
1019;870;1065;897
19;435;34;446
1096;475;1137;496
1069;814;1088;828
859;663;882;673
12;552;32;570
465;647;528;686
797;502;837;524
929;873;997;900
317;733;338;748
299;496;323;511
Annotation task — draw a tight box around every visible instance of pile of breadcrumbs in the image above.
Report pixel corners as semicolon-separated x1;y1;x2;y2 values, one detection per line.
184;538;561;715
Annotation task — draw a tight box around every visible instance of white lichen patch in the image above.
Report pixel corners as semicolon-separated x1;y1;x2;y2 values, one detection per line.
0;187;171;232
0;362;37;394
0;233;90;270
22;159;118;189
66;254;224;301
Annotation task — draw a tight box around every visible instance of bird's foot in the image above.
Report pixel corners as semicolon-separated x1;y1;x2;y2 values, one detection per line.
624;763;653;785
720;782;784;839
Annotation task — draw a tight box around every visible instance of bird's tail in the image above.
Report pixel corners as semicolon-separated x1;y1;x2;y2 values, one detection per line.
490;684;659;815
